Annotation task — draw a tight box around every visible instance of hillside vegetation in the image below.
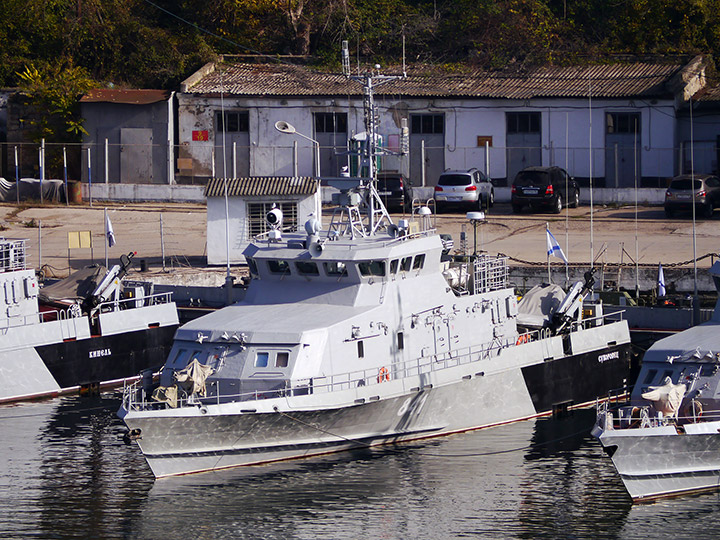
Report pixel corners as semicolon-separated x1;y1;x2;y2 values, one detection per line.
2;0;719;90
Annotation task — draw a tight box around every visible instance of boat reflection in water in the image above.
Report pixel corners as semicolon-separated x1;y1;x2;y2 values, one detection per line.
3;397;720;539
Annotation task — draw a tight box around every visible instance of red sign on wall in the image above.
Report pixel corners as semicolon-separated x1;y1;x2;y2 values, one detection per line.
192;130;209;141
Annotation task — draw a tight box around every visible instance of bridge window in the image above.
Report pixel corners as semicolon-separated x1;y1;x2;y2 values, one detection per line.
255;352;269;368
267;260;290;275
359;260;386;277
400;257;412;272
295;261;319;275
412;254;426;270
275;352;289;368
390;259;399;274
323;261;348;277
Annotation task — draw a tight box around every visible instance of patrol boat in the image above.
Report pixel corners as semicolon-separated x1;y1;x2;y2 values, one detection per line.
119;182;632;477
593;260;720;502
0;239;178;404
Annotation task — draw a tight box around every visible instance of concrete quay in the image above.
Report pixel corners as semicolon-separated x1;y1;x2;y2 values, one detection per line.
0;200;717;294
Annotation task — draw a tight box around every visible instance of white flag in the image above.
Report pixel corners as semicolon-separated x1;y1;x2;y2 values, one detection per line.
546;228;568;264
105;212;116;248
658;263;666;296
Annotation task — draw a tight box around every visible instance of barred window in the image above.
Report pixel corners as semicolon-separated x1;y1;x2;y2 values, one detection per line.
411;114;444;134
507;112;540;134
315;112;347;133
606;112;640;134
216;111;249;132
247;202;298;239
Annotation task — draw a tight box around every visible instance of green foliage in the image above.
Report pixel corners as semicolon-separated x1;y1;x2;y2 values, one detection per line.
16;60;95;141
1;0;720;151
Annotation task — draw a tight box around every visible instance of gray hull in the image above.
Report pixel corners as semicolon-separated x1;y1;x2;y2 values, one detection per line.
122;332;631;478
598;422;720;501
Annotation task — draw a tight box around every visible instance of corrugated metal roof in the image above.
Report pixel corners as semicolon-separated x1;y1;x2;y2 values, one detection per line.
205;177;319;197
185;61;685;100
80;89;170;105
695;84;720;102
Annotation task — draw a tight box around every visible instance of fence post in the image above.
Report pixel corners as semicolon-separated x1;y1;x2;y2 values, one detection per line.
421;139;426;187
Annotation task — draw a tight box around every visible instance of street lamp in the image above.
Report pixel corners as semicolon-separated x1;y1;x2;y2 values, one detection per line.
275;121;321;177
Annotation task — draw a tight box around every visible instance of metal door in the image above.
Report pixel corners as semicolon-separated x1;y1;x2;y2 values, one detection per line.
605;113;640;187
410;114;445;187
315;112;347;177
120;128;153;184
506;112;541;184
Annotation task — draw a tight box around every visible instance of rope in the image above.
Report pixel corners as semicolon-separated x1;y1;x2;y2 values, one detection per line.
499;251;717;268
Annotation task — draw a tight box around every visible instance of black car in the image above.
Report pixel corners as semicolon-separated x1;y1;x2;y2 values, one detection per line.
664;174;720;218
377;172;413;212
511;166;579;214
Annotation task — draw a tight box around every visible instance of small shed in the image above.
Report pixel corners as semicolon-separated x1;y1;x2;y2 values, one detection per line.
205;176;321;265
80;89;174;184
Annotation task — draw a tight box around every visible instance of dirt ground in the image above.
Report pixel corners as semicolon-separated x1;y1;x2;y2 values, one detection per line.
0;201;717;283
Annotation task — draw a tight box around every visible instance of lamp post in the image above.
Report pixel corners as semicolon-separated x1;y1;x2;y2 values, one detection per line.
275;121;321;177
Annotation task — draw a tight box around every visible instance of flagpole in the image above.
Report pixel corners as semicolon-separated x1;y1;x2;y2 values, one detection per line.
546;223;551;283
104;207;108;268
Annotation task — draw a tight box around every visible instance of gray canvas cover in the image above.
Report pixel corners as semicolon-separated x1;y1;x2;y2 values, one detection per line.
516;283;565;328
38;265;108;304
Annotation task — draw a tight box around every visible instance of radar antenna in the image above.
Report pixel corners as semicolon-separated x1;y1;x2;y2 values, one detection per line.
342;43;406;236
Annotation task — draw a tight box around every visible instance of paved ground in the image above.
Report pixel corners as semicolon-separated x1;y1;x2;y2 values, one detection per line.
1;201;717;284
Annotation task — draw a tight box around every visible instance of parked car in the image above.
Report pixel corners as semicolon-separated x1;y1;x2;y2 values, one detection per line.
511;166;579;214
434;168;494;213
664;174;720;218
377;172;413;212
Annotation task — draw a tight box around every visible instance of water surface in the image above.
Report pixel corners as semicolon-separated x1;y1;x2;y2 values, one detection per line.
1;395;719;539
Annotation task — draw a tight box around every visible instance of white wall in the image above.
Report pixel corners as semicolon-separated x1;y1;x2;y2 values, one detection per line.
178;94;678;183
206;193;321;265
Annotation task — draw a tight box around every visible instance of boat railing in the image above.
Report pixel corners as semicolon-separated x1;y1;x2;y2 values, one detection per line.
123;308;626;412
599;403;720;430
93;291;174;313
0;291;173;331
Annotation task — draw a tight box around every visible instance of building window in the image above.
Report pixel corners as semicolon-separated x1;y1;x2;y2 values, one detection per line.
507;112;540;134
247;202;298;239
606;112;640;134
315;112;347;133
216;111;249;132
411;114;444;134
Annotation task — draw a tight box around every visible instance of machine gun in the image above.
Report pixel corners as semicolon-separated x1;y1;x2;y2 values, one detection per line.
550;268;596;334
81;252;135;313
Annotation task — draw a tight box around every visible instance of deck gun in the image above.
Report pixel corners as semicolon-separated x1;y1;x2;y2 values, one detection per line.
82;252;135;313
550;268;596;334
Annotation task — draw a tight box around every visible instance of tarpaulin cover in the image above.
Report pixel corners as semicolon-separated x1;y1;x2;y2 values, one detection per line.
174;359;214;397
0;178;66;202
38;265;108;304
516;283;565;328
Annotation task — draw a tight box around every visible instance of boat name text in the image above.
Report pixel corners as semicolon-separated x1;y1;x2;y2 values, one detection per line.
89;348;111;359
597;351;619;363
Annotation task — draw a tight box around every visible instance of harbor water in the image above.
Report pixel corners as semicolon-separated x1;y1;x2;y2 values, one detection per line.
2;394;720;539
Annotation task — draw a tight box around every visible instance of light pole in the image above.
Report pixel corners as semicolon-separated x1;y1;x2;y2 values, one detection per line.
275;121;320;177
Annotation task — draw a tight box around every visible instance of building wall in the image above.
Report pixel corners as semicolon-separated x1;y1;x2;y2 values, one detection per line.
81;99;173;184
206;192;321;265
178;94;677;188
